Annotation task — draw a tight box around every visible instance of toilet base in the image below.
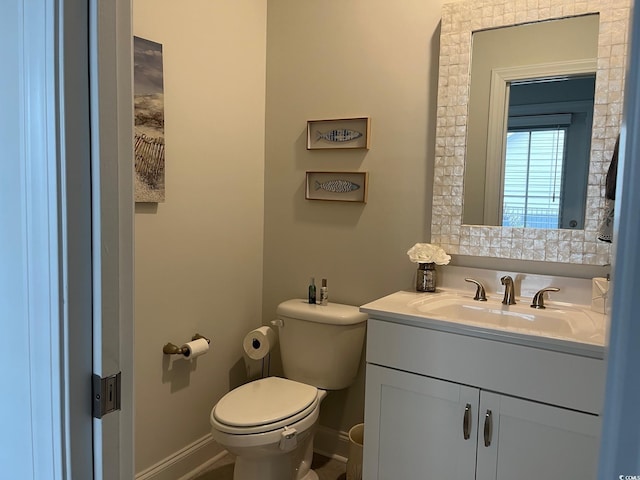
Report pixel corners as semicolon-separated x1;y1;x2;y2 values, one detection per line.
231;424;316;480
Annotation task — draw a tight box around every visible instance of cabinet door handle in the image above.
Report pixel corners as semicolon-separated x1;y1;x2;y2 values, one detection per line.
463;403;471;440
483;409;493;447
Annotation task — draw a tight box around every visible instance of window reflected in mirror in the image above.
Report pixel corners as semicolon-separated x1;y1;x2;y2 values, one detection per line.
503;128;566;228
502;75;595;229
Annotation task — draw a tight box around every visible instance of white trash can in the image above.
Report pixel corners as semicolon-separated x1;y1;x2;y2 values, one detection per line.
346;423;364;480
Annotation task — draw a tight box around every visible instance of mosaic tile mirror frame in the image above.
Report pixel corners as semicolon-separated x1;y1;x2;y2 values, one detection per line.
431;0;631;265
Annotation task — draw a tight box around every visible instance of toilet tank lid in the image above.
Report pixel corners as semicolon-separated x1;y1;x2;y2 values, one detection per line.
277;299;368;325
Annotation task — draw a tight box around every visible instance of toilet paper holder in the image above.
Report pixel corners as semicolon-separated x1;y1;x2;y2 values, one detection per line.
163;333;210;355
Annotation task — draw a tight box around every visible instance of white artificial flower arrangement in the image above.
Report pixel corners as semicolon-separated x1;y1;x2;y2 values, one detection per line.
407;243;451;265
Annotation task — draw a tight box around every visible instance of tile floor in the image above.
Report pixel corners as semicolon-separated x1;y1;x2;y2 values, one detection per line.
194;452;346;480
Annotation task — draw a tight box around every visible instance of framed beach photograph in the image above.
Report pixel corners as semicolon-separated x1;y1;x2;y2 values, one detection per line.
306;117;370;150
305;171;368;203
134;36;166;203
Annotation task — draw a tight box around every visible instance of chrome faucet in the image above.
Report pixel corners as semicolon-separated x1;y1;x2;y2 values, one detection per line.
464;278;487;301
531;287;560;309
500;275;516;305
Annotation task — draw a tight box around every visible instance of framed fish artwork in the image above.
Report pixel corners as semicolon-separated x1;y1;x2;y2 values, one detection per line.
305;171;368;203
306;117;370;150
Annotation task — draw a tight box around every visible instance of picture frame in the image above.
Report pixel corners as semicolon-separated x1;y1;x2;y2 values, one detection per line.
134;36;166;203
305;171;368;203
306;117;370;150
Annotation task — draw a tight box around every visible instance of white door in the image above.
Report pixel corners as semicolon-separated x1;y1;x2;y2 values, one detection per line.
476;392;600;480
0;0;133;478
364;364;479;480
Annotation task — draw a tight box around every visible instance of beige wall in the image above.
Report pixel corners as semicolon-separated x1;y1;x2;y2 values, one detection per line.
133;0;267;472
133;0;446;468
263;0;444;433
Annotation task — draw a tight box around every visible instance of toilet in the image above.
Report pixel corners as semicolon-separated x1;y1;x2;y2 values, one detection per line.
210;299;367;480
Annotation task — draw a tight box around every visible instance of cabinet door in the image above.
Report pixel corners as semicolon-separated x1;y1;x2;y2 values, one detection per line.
476;391;601;480
364;364;479;480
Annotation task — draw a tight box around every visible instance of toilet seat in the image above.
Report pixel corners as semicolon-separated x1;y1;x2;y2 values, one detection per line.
211;377;318;435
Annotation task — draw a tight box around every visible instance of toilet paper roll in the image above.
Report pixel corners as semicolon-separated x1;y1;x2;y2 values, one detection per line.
243;326;277;361
181;338;210;359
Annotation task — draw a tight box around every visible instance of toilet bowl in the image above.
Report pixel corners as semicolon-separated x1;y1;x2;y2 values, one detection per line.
210;299;367;480
210;377;326;480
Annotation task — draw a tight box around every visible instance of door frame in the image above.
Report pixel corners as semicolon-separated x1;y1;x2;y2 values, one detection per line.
88;0;134;478
16;0;134;477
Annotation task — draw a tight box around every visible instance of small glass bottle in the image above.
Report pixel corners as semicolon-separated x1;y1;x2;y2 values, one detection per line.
320;278;328;305
416;263;436;292
308;277;317;304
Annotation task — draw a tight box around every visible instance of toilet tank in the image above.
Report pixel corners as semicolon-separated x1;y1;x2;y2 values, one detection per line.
276;299;367;390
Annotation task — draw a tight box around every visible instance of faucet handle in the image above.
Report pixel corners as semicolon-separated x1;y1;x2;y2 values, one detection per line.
530;287;560;309
464;278;487;301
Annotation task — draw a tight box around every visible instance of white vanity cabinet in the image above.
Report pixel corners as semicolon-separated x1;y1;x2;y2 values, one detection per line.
365;364;479;479
363;317;605;480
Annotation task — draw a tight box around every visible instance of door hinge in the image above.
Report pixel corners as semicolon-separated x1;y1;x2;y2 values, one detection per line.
92;372;121;419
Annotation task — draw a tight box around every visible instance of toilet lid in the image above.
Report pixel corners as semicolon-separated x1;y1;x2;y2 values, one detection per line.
213;377;318;428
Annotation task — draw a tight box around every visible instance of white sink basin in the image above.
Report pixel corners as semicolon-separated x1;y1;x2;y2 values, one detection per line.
409;293;599;338
404;292;605;345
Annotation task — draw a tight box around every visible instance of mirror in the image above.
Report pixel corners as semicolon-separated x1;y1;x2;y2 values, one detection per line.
431;0;631;265
464;15;599;229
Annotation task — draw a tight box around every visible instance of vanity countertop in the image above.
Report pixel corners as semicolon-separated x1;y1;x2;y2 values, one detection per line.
360;289;606;359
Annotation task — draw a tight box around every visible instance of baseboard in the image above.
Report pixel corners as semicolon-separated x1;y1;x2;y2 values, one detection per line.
313;425;349;463
135;433;226;480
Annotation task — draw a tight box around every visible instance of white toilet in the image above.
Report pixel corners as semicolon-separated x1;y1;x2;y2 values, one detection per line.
210;299;367;480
